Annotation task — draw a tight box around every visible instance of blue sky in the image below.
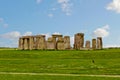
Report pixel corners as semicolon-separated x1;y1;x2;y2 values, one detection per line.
0;0;120;47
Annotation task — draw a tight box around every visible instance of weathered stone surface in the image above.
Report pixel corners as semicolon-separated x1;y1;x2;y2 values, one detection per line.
46;37;55;50
64;36;71;49
24;38;29;50
92;39;96;49
32;36;36;49
74;33;84;49
52;34;63;38
19;38;24;50
29;36;34;50
47;37;53;42
85;40;90;49
97;37;103;49
52;34;63;49
36;35;46;50
57;37;64;42
46;42;55;50
57;37;65;50
57;42;65;50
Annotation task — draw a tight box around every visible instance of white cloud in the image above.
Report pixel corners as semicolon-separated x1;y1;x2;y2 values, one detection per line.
53;32;61;35
0;31;21;40
93;25;110;38
0;31;33;40
0;31;33;47
36;0;73;16
3;24;8;28
36;0;42;4
0;18;3;22
45;33;51;38
51;8;57;11
23;32;32;36
104;44;120;48
0;18;9;28
48;13;54;18
58;0;73;15
58;0;68;3
41;33;51;40
107;0;120;13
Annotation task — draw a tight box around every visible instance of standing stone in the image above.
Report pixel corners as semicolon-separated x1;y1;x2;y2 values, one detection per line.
52;34;63;49
52;36;57;49
19;38;24;50
57;37;65;50
74;33;84;50
92;39;96;49
24;38;29;50
97;37;103;49
85;40;90;49
64;36;71;49
29;36;34;50
40;35;46;50
36;35;46;50
36;36;39;49
22;36;34;50
47;37;55;50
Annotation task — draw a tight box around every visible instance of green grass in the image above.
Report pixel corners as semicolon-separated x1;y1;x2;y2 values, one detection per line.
0;74;120;80
0;49;120;79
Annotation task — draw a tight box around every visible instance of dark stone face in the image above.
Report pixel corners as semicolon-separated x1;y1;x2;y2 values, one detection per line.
92;39;96;49
74;33;84;49
97;37;103;49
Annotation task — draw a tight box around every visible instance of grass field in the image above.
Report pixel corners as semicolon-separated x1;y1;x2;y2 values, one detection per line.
0;74;120;80
0;49;120;80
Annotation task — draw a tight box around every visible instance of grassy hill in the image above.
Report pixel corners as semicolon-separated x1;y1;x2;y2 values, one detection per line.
0;49;120;80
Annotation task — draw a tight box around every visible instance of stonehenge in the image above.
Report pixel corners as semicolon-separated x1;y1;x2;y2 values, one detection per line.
19;34;71;50
92;39;97;50
97;37;103;49
92;37;103;50
64;36;71;49
85;40;90;49
19;33;103;50
74;33;84;49
19;35;46;50
46;37;55;50
57;37;65;50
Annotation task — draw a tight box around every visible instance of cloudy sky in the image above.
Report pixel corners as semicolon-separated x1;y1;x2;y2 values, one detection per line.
0;0;120;47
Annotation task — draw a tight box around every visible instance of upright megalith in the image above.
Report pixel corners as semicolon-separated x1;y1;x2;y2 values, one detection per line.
52;34;63;49
29;36;34;50
74;33;84;49
36;35;46;50
21;36;32;50
92;39;96;49
57;37;65;50
19;38;24;50
64;36;71;49
85;40;90;49
19;36;34;50
97;37;103;49
46;37;55;50
24;38;28;50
